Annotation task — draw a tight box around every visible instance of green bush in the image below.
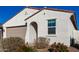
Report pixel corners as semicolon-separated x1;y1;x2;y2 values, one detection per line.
2;37;25;52
48;42;69;52
16;45;36;52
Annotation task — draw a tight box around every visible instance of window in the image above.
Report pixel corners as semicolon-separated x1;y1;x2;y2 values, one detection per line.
48;19;56;34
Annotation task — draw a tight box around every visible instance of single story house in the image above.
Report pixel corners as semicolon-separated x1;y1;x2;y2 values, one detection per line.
2;7;79;46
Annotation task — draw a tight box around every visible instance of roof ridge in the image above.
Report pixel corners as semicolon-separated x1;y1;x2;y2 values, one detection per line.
27;7;74;13
25;10;42;20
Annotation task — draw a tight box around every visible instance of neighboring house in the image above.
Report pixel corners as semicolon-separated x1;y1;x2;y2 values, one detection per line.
2;7;79;47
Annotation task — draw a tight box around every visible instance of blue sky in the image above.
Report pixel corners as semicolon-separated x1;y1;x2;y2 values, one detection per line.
0;6;79;30
0;6;26;24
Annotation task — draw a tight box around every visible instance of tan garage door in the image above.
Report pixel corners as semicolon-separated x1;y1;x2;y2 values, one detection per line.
6;26;27;40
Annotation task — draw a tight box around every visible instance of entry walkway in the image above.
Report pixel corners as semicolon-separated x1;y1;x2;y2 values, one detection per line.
68;47;79;52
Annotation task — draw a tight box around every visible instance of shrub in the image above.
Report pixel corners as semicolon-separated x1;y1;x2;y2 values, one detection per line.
2;37;25;52
48;42;69;52
34;37;50;49
16;45;36;52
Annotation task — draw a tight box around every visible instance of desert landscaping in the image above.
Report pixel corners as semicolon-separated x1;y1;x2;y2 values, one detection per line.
0;37;78;52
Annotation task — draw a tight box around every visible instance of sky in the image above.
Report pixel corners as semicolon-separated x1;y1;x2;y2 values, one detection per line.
0;6;79;30
0;6;26;24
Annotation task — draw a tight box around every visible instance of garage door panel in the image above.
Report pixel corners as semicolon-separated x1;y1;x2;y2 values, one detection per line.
6;26;27;40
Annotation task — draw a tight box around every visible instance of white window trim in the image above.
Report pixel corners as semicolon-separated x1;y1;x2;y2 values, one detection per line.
47;19;56;35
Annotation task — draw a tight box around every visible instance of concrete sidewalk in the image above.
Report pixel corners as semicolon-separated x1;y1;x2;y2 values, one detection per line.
68;47;79;52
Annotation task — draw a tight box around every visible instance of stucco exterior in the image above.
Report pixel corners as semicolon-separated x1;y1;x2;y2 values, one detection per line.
3;8;39;38
2;7;78;47
25;9;75;46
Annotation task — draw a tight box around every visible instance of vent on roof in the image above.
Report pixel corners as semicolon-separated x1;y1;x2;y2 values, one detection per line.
25;11;28;15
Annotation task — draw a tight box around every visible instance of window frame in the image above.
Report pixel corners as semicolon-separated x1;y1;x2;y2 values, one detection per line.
48;19;56;35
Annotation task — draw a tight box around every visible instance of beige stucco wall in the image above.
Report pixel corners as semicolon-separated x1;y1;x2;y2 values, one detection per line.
73;30;79;44
3;8;39;27
25;9;74;46
3;8;39;39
